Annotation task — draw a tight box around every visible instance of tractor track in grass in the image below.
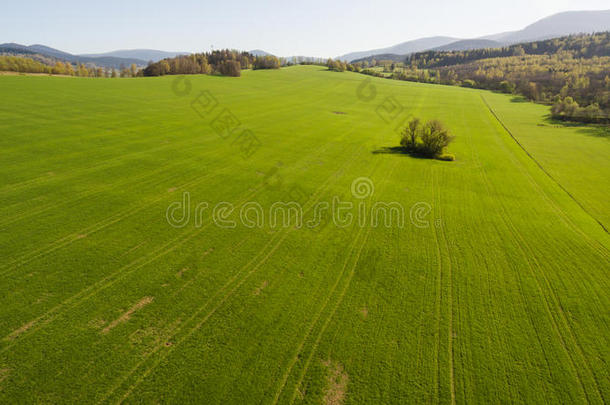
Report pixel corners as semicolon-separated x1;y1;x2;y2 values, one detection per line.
457;100;518;402
0;93;318;195
472;115;590;403
98;144;367;405
0;125;217;196
463;104;561;402
481;96;607;402
480;95;609;241
480;99;610;312
475;99;604;404
70;229;254;404
0;150;248;278
270;159;392;405
0;173;206;276
0;126;361;350
0;88;323;221
431;168;456;405
0;135;228;229
0;185;258;346
413;168;438;402
1;106;365;275
480;96;610;287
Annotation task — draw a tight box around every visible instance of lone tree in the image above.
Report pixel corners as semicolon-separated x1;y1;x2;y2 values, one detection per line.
400;117;454;159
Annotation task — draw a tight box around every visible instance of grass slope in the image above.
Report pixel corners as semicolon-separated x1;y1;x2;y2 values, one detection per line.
481;92;610;231
0;66;608;404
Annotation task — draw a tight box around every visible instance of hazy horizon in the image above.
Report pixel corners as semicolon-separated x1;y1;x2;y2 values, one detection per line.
1;0;608;58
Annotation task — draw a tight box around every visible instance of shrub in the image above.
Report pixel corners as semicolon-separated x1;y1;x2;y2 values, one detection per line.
462;79;476;88
419;120;454;158
499;80;515;93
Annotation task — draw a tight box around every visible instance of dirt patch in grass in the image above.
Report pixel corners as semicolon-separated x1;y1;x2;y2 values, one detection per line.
101;296;154;334
322;359;348;405
332;111;347;115
0;368;10;384
7;320;36;340
88;319;107;330
176;267;190;278
360;307;368;319
253;280;269;295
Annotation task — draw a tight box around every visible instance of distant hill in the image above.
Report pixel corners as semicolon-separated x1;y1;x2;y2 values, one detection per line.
336;36;458;62
0;43;148;68
80;49;189;63
432;39;502;52
28;44;74;59
339;9;610;62
494;9;610;44
249;49;273;57
351;53;404;64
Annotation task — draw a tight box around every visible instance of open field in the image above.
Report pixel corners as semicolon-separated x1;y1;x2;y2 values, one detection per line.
1;65;609;404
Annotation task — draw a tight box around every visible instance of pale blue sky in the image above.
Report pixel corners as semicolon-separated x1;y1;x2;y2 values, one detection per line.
1;0;607;57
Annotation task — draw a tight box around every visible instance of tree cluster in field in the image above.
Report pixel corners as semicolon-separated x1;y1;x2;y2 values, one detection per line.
400;118;455;160
0;55;140;78
359;33;610;123
550;96;608;123
142;50;282;77
326;58;361;72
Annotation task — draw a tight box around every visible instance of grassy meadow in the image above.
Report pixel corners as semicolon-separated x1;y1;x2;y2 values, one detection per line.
0;65;609;404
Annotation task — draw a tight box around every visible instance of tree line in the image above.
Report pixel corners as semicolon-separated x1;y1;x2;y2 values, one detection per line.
0;55;141;77
142;50;282;77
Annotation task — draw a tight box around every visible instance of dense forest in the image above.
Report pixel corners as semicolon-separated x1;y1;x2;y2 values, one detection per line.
359;33;610;123
142;50;281;77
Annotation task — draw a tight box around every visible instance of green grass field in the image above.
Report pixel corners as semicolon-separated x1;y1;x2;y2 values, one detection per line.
1;65;609;404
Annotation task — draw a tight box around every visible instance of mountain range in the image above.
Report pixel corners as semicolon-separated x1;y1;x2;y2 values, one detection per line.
80;49;188;62
0;44;189;69
0;43;149;68
336;9;610;62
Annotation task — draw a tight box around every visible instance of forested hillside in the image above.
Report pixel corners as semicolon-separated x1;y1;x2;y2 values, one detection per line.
360;33;610;122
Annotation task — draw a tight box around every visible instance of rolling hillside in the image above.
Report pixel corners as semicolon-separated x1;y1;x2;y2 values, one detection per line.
0;66;608;403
